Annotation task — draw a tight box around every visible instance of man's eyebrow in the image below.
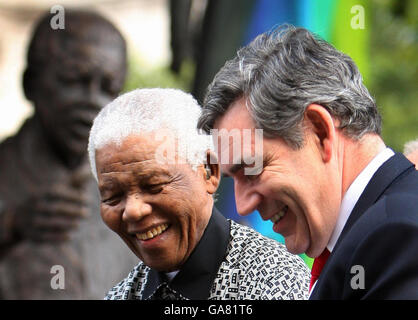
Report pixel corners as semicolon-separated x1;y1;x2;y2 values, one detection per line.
135;169;172;180
222;155;263;178
221;172;230;178
222;163;245;178
230;163;245;174
98;178;120;192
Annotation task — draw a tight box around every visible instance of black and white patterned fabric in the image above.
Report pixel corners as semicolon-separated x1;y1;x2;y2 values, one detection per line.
105;209;310;300
209;221;309;300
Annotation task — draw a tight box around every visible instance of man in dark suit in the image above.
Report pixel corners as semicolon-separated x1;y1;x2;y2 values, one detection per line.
197;25;418;299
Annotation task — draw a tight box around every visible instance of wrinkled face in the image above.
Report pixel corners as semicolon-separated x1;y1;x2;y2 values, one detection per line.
406;149;418;167
214;98;340;258
31;40;126;159
95;134;214;271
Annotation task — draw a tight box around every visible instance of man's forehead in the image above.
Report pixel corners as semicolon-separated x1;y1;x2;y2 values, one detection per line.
96;133;184;171
213;98;259;157
99;161;170;177
213;128;264;176
97;156;171;184
55;43;124;68
96;138;157;162
213;97;256;131
214;128;258;158
97;164;171;191
213;99;262;153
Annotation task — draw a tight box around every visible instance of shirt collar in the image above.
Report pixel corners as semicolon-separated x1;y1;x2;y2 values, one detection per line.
142;207;230;299
327;147;395;252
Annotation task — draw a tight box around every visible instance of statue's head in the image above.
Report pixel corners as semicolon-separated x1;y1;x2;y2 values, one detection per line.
23;10;127;167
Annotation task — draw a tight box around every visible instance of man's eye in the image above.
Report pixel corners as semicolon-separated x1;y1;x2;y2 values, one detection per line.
245;173;260;181
101;77;120;96
58;74;79;85
241;166;262;182
102;195;122;206
142;183;165;194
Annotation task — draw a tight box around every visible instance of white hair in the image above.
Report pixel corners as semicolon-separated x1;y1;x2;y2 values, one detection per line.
88;88;214;181
404;138;418;156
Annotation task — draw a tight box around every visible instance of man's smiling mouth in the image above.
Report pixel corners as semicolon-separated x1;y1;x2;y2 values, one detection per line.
135;223;169;241
270;205;289;223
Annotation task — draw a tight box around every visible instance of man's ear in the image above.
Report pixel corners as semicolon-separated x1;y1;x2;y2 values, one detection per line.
204;150;220;194
304;104;336;163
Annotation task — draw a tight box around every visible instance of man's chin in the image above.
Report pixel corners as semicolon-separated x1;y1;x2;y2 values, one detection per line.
284;236;309;256
304;243;326;259
141;256;181;273
66;139;88;157
57;141;88;168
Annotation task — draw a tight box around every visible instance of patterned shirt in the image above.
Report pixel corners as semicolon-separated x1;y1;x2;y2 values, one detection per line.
105;208;310;300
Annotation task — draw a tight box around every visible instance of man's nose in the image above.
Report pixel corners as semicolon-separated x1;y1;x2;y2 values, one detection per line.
122;194;152;222
234;180;262;216
85;76;110;108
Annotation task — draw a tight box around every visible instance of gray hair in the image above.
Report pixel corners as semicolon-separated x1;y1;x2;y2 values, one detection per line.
404;138;418;156
88;88;213;181
197;25;382;149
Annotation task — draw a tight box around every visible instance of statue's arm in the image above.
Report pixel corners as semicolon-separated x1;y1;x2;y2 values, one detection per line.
0;199;20;259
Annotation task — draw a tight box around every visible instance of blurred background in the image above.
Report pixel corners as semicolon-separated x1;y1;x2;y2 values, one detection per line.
0;0;417;268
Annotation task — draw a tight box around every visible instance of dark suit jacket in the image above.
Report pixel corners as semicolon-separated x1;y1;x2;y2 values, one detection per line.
310;153;418;299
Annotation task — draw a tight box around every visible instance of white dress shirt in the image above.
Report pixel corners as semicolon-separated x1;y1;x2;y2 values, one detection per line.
327;147;395;252
310;147;395;296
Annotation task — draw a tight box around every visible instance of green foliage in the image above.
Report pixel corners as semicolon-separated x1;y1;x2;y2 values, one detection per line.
123;54;194;94
124;1;417;152
370;0;418;152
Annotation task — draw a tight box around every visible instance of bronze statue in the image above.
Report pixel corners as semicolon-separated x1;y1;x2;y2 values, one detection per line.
0;9;138;299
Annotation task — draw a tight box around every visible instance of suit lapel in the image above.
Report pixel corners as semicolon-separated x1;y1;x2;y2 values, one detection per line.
310;153;414;299
333;153;414;253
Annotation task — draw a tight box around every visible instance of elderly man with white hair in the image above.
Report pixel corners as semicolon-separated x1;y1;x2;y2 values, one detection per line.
88;88;310;300
404;138;418;167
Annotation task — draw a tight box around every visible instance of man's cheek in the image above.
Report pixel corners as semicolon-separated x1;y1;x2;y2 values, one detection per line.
100;208;119;231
